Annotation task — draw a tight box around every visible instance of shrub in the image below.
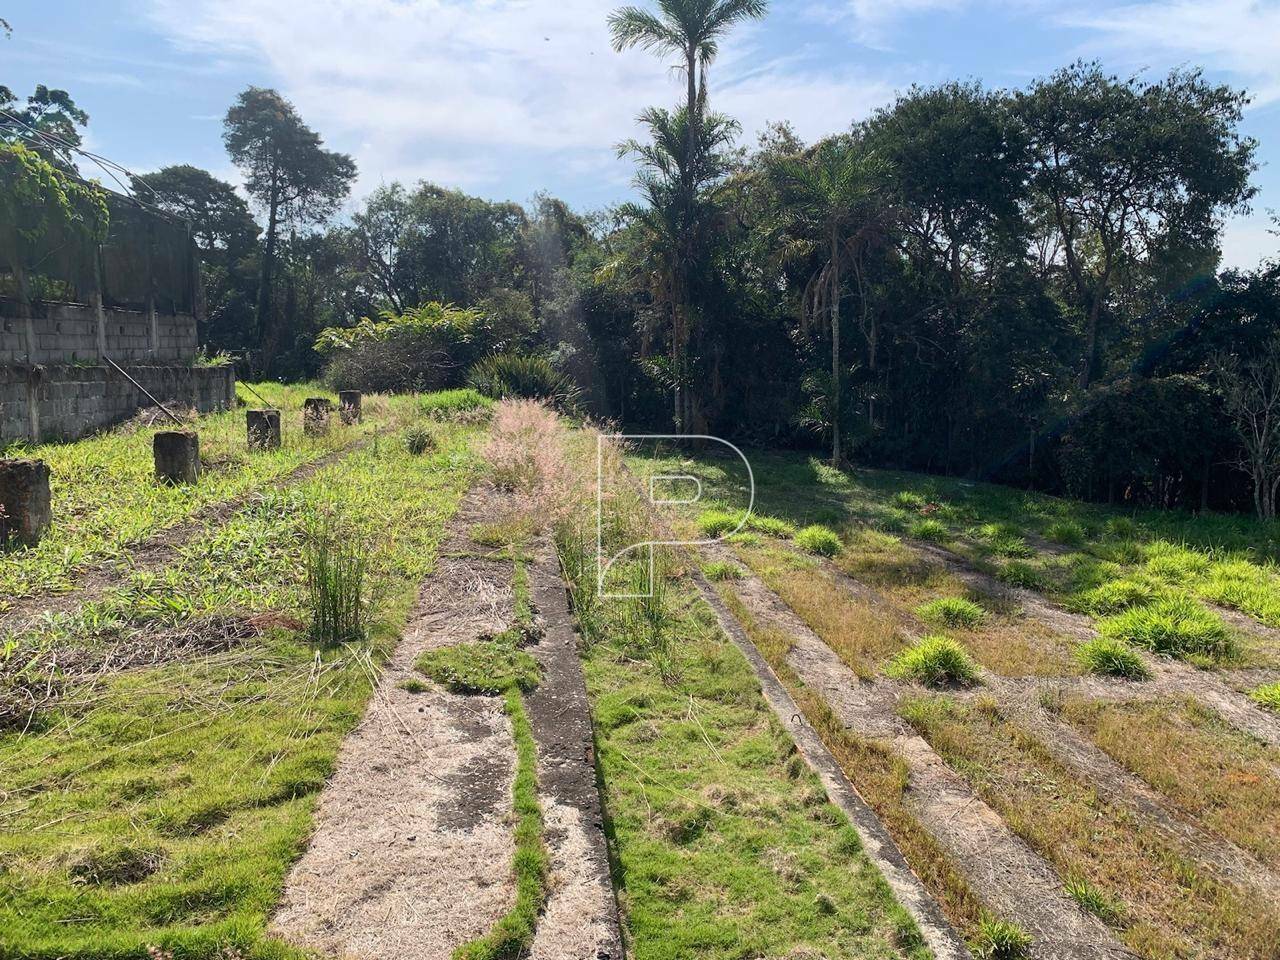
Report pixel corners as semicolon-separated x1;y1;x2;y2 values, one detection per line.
908;518;950;543
746;514;796;537
467;353;579;409
1045;519;1086;546
404;424;437;455
917;596;985;628
1071;577;1162;615
318;303;485;393
1098;596;1234;661
697;509;743;538
997;561;1046;591
1074;636;1150;679
887;635;978;687
303;508;368;648
795;524;842;556
702;560;743;582
974;916;1032;959
1249;682;1280;711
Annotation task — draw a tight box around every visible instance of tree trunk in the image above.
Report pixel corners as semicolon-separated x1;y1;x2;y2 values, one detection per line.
255;189;280;375
830;227;841;468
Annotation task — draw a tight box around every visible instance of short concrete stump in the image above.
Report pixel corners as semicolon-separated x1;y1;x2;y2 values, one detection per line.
338;390;362;425
247;409;282;451
154;431;200;485
303;398;332;437
0;458;52;547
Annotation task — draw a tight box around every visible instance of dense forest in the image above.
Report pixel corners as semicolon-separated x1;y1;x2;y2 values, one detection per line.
3;0;1280;519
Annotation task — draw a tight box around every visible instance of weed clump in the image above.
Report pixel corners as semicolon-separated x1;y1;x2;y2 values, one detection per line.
1064;873;1126;925
1074;636;1150;679
68;844;164;886
747;514;796;537
405;423;437;455
697;509;743;538
974;916;1032;959
1098;596;1234;662
702;560;744;582
1249;682;1280;712
892;490;927;511
1044;519;1086;546
415;642;539;695
908;517;950;542
917;596;985;629
303;508;368;647
795;524;842;556
887;636;978;687
996;560;1046;591
1071;577;1164;615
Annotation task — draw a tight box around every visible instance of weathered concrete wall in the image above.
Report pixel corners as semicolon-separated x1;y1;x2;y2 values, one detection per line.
0;365;235;443
0;299;198;366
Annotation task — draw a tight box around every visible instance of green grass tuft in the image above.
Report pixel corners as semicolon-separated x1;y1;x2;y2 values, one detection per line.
697;509;744;538
702;560;744;582
917;596;985;629
794;524;842;556
1098;596;1235;662
746;514;797;537
887;635;979;687
1064;873;1127;925
1249;682;1280;712
1071;577;1163;615
1044;519;1086;546
974;916;1033;959
405;423;438;455
908;517;951;542
892;490;927;510
996;560;1046;591
416;642;540;695
1074;636;1151;679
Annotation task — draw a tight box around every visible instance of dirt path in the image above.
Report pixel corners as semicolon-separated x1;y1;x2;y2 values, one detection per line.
0;439;368;633
525;543;624;960
270;486;520;959
705;541;1132;960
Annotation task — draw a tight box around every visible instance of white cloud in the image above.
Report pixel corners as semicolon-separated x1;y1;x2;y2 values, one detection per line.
145;0;900;203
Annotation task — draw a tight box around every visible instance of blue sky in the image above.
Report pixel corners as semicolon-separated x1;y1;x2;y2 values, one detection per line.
3;0;1279;267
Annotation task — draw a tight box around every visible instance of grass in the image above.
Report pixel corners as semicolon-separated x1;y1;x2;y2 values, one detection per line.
1063;874;1126;926
1044;519;1086;547
917;596;985;629
887;636;979;687
794;523;842;556
405;422;437;455
1053;696;1280;866
1097;595;1236;663
417;387;494;421
746;514;796;537
973;916;1032;959
303;506;368;647
903;695;1280;959
696;508;744;538
0;419;482;957
1073;636;1150;679
995;561;1047;590
416;641;539;695
700;559;743;581
908;518;950;543
1249;681;1280;711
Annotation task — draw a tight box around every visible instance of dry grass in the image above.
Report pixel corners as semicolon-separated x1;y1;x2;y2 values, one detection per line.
902;696;1280;960
1053;696;1280;867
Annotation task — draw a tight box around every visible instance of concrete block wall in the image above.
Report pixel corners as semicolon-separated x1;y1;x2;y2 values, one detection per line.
0;365;236;443
0;301;198;366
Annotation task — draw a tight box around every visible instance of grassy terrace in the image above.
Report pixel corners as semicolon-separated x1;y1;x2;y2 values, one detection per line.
0;384;411;604
0;404;482;958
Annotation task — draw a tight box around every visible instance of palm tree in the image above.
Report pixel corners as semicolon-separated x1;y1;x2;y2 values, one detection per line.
609;0;768;427
773;136;890;466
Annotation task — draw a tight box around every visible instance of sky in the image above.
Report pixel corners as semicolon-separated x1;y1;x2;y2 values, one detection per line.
2;0;1279;268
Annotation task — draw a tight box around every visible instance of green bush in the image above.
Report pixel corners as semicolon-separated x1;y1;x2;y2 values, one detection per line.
908;518;950;542
467;353;579;408
1074;636;1150;679
887;635;978;687
997;560;1046;591
917;596;985;628
702;560;744;582
974;916;1033;959
1044;519;1086;546
1249;682;1280;711
1098;596;1234;662
697;509;743;538
795;524;842;556
319;303;486;393
405;424;437;455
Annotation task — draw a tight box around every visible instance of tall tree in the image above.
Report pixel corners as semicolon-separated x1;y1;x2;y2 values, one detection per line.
0;85;88;169
223;87;355;374
609;0;768;427
772;135;889;465
1017;63;1256;388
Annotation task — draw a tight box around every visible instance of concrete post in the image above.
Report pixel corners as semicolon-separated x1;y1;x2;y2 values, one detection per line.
154;431;200;485
303;398;331;437
0;458;52;547
338;390;362;425
247;409;282;451
24;371;40;444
